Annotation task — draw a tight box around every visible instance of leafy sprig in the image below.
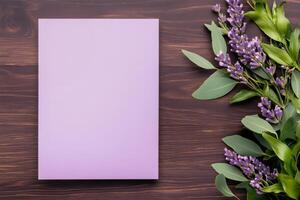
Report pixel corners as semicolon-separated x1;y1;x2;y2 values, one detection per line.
182;0;300;199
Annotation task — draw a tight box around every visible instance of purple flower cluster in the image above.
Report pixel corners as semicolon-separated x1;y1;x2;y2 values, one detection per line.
224;148;278;194
258;97;283;124
216;53;247;82
226;0;266;69
266;66;276;75
275;76;287;95
212;4;227;24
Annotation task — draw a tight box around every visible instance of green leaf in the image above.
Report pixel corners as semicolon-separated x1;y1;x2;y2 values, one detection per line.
207;21;227;55
230;90;258;104
274;3;291;38
254;134;272;150
292;71;300;98
263;84;281;106
223;135;264;157
181;49;216;70
205;22;226;35
236;182;265;200
245;2;283;42
262;133;295;175
295;171;300;184
289;26;300;61
280;117;297;141
192;70;237;100
278;174;300;200
212;163;248;182
262;183;284;193
253;68;270;80
292;141;300;157
296;121;300;139
241;115;277;135
215;174;238;198
291;97;300;114
262;43;294;66
247;188;266;200
282;103;297;123
262;133;293;162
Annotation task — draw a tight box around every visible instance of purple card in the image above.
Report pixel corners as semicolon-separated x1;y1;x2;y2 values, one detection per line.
38;19;159;180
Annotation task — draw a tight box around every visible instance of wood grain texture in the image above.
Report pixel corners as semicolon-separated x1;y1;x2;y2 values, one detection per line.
0;0;300;199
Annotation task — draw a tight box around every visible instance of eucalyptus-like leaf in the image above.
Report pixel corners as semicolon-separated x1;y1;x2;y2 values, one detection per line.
253;68;270;80
263;133;296;175
181;49;216;70
280;117;297;141
262;183;284;193
282;103;297;123
247;188;266;200
262;43;294;66
296;121;300;139
292;141;300;157
205;22;226;35
245;2;283;42
291;97;300;114
292;71;300;98
274;3;291;38
212;163;248;182
263;84;281;106
241;115;277;135
236;182;265;200
206;21;227;55
289;26;300;61
254;134;272;150
223;135;264;157
215;174;238;198
192;70;237;100
230;90;258;104
262;133;293;162
295;171;300;184
278;174;300;200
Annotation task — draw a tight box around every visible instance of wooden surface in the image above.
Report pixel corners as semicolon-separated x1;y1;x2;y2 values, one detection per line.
0;0;300;199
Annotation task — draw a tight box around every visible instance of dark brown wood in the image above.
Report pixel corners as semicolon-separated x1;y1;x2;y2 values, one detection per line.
0;0;299;199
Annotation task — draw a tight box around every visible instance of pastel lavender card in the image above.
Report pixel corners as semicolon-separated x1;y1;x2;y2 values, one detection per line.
38;19;159;180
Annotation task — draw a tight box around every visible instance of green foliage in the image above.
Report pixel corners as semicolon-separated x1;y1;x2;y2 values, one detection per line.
292;71;300;98
230;90;258;104
262;43;294;66
205;21;227;55
280;117;297;141
261;183;284;194
181;0;300;199
181;49;216;69
223;135;264;156
192;70;237;100
241;115;277;135
245;2;283;42
278;174;300;199
212;163;248;182
215;174;238;198
289;25;300;61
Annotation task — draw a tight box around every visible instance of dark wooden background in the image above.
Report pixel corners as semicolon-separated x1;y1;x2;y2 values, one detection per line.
0;0;300;199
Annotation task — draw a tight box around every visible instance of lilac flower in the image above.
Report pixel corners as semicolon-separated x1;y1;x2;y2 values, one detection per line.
212;4;227;25
275;76;286;88
218;13;227;24
258;97;283;123
226;0;244;28
216;53;247;82
266;66;276;75
224;148;278;194
212;4;221;13
226;0;266;69
275;76;286;95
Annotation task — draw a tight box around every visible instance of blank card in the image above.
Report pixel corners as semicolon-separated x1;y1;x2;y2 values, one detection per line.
38;19;159;179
